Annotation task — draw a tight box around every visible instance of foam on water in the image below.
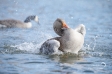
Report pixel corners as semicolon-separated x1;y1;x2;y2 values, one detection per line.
10;42;63;55
11;42;41;53
9;40;94;56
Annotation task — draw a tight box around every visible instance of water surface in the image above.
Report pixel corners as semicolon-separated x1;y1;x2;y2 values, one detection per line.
0;0;112;74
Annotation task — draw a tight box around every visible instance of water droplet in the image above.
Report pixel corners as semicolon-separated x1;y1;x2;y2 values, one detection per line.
110;34;112;37
71;17;73;19
99;53;103;56
16;2;18;4
87;28;90;30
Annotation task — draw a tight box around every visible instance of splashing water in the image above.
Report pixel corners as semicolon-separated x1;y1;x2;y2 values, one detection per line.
11;42;41;53
0;33;103;58
0;34;98;56
85;35;98;51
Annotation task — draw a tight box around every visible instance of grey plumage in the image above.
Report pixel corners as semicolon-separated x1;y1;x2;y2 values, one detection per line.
0;19;24;27
40;38;60;55
24;15;36;23
53;18;68;36
0;15;39;28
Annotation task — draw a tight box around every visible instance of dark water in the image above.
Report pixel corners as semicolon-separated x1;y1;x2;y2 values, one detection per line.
0;0;112;74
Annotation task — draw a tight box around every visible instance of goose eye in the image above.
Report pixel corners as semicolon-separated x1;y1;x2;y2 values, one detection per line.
54;27;58;32
56;29;58;32
58;20;62;23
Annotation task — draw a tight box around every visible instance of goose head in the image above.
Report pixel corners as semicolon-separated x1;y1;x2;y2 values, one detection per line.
53;18;69;36
24;15;40;24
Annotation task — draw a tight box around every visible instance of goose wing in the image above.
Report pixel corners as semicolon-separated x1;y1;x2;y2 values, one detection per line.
0;19;23;27
40;38;60;55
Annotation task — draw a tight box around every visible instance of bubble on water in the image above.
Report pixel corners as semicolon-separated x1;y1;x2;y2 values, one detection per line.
101;62;106;67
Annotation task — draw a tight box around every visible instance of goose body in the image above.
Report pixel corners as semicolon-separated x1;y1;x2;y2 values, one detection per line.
0;15;39;28
40;18;86;55
60;28;84;53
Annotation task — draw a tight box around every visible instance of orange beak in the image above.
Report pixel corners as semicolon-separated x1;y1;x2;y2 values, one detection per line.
62;22;69;28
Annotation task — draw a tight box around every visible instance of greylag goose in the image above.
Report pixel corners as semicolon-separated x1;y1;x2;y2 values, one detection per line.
0;15;39;28
40;18;86;55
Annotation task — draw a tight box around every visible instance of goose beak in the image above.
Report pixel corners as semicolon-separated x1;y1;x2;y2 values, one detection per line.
36;17;40;25
37;21;40;25
62;22;69;28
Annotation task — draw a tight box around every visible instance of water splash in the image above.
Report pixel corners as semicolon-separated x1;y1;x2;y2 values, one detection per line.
82;35;105;57
11;42;43;53
0;34;103;57
86;35;98;51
